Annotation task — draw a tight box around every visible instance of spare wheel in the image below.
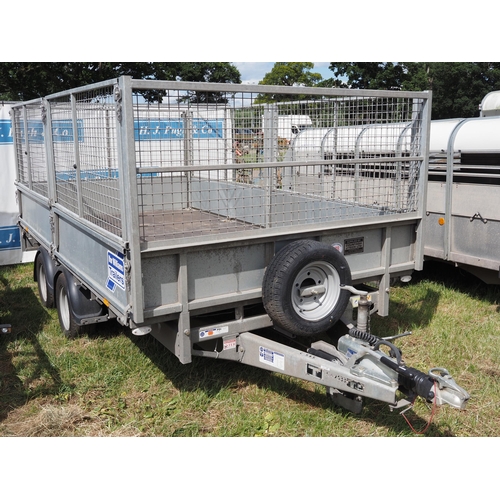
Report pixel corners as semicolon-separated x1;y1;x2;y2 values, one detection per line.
262;239;352;337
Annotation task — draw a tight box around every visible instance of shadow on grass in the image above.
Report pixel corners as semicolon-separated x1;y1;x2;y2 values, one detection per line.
373;258;500;340
370;286;442;337
0;266;68;423
127;323;454;436
416;260;500;307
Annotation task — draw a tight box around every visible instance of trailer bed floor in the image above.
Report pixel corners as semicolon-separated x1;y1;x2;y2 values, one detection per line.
139;208;260;242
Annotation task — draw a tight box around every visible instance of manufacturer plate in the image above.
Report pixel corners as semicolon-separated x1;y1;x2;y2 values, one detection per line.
344;237;364;255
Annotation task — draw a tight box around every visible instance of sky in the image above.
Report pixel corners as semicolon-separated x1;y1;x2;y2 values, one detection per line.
233;62;333;85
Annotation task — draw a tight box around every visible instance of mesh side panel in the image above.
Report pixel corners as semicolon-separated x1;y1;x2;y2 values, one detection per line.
131;88;425;243
12;82;428;246
50;86;122;236
51;98;79;213
13;103;49;198
12;107;29;187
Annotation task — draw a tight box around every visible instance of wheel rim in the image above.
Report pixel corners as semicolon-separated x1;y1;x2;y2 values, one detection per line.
58;286;71;331
38;264;48;302
291;261;341;321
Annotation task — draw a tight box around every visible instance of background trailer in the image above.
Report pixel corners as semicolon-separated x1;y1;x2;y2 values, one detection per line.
1;102;32;265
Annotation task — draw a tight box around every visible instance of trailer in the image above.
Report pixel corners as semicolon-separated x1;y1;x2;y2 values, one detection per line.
425;115;500;284
276;114;313;141
12;77;469;414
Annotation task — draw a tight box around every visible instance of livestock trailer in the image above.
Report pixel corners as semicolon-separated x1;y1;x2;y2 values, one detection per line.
425;115;500;284
12;77;468;413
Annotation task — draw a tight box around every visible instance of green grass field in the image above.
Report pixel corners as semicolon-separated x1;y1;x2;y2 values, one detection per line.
1;260;499;437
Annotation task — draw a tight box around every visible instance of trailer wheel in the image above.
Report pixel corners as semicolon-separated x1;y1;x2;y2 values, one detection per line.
35;253;54;308
56;273;82;339
262;240;351;337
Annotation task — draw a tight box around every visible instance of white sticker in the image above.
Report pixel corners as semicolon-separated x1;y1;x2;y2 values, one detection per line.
259;346;285;370
223;338;237;350
199;325;229;339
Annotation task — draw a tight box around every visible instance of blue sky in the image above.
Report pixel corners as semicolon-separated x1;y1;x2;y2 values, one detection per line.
233;62;332;85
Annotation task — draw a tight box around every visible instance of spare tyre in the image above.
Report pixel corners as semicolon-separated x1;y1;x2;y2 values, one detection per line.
262;239;352;337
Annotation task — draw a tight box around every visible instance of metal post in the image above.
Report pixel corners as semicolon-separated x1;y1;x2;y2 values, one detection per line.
20;106;32;191
412;94;432;271
115;76;145;324
182;111;193;208
443;118;468;262
71;93;83;217
177;252;192;364
263;104;278;228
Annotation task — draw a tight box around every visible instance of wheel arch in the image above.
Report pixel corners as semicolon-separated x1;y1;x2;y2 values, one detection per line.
34;247;59;300
55;267;106;326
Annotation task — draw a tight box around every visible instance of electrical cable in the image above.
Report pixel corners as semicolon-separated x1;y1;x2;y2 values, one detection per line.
401;380;438;434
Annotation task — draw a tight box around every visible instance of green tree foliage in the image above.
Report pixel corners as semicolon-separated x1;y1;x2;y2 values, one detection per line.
424;62;500;118
0;62;241;103
254;62;322;103
324;62;411;90
175;62;242;103
326;62;500;119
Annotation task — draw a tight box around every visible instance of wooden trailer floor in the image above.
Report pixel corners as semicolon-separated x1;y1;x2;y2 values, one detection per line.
139;208;260;242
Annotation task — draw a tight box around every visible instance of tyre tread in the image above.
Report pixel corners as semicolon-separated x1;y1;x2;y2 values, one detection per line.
262;240;351;337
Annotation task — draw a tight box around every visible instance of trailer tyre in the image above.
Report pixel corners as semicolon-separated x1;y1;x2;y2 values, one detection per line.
35;253;54;308
56;273;83;339
262;240;351;337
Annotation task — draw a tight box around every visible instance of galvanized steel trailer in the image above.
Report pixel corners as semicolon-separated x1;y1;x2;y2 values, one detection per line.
12;77;469;413
425;115;500;284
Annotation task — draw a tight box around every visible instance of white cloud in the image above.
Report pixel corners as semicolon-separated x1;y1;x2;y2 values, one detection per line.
233;62;274;84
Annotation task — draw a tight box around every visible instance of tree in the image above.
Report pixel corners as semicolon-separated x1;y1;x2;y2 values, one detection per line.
254;62;322;103
0;62;241;103
424;62;500;119
175;62;242;103
326;62;500;119
325;62;410;90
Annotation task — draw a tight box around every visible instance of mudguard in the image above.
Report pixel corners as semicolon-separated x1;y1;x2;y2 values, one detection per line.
34;247;59;301
36;247;105;325
59;268;105;325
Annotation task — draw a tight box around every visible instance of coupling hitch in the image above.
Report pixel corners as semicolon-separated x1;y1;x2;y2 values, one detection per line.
378;355;470;410
428;367;470;410
332;293;470;413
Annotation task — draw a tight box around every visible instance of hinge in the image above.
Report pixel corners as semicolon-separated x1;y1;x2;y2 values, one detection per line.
114;84;122;123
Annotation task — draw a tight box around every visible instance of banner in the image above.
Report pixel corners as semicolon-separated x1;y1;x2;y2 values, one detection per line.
0;102;32;265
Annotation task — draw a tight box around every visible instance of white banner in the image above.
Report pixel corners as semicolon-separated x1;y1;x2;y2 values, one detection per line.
0;102;33;265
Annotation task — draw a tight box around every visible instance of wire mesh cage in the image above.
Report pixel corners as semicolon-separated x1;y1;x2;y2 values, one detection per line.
12;103;49;199
13;79;429;246
129;83;427;244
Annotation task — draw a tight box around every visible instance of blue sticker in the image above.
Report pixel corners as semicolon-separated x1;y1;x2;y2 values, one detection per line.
11;119;84;144
134;119;224;141
106;278;116;292
0;120;13;145
0;226;21;251
107;250;125;292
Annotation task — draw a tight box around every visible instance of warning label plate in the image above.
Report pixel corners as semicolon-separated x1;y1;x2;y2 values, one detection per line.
344;237;365;255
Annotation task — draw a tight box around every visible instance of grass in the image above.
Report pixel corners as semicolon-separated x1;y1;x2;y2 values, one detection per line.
1;260;499;437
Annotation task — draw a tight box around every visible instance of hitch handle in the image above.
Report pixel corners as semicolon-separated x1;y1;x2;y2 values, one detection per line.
379;356;435;402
